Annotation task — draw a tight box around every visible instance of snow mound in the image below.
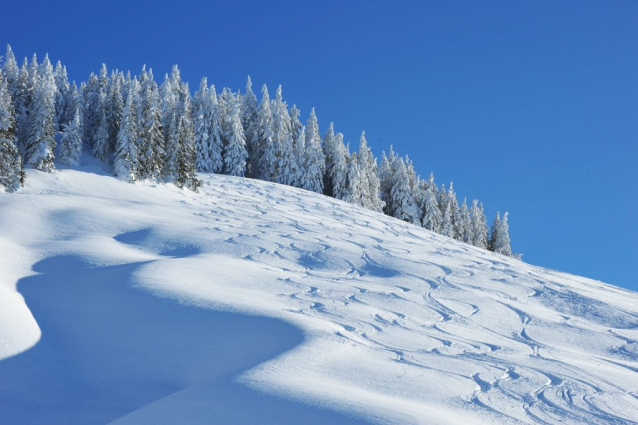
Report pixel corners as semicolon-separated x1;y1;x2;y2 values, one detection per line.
0;165;637;425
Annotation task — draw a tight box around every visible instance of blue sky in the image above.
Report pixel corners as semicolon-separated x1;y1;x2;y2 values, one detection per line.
2;1;637;290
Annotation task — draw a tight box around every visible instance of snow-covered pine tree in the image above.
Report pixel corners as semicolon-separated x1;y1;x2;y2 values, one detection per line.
223;99;248;177
322;122;337;196
174;93;200;191
256;84;276;181
208;85;224;173
389;157;420;224
329;132;349;201
470;200;488;249
53;61;70;130
300;108;325;193
241;76;259;177
108;74;123;151
345;152;365;205
379;146;397;215
460;198;472;244
58;108;83;166
272;86;297;186
357;132;384;212
440;201;455;238
114;84;139;182
493;212;512;256
138;80;164;179
0;71;23;190
92;89;110;162
488;212;501;252
25;54;56;172
13;58;31;157
2;46;19;99
422;175;441;232
290;105;305;187
193;77;213;172
83;72;100;148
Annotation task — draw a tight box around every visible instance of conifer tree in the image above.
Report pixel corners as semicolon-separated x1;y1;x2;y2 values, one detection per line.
92;89;110;162
114;85;139;182
2;45;19;99
58;108;83;166
301;108;325;193
389;158;420;224
422;174;441;232
493;212;512;256
488;212;501;252
208;85;224;173
470;200;489;249
25;54;56;172
108;75;123;150
272;86;297;186
0;71;23;190
289;105;305;186
330;132;349;200
13;58;31;157
257;84;276;181
138;81;164;179
223;99;248;177
460;198;472;244
322;122;337;196
345;152;365;205
440;201;455;238
241;76;259;177
53;61;70;130
193;77;213;172
357;132;384;212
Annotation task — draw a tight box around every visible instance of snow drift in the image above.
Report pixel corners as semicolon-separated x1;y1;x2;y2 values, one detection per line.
0;162;637;424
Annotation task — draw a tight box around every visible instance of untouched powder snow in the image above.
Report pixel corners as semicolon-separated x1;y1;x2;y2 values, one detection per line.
0;161;637;424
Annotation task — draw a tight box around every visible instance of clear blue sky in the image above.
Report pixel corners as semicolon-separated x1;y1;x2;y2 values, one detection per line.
2;1;636;290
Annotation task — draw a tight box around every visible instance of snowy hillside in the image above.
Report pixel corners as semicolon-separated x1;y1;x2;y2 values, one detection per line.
1;162;637;425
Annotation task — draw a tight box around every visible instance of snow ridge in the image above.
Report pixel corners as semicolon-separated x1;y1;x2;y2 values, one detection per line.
0;165;636;424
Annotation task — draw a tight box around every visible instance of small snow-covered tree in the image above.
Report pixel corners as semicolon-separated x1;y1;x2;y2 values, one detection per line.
272;86;297;186
241;76;259;177
257;84;276;181
422;175;441;232
491;212;512;256
322;122;337;196
470;200;488;249
58;108;83;166
25;54;56;172
300;108;325;193
92;89;110;162
357;132;384;212
389;158;420;224
114;87;139;182
345;152;365;205
208;85;224;173
223;99;248;177
193;77;213;172
488;212;501;253
330;132;349;200
0;71;23;190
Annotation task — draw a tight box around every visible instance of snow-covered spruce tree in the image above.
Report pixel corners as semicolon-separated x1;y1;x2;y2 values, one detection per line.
272;86;298;186
290;105;305;187
241;76;259;177
357;132;384;212
218;87;235;147
13;59;32;157
174;94;200;190
389;157;420;225
223;99;248;177
2;46;19;100
301;108;325;193
108;74;123;151
53;61;70;130
379;146;397;215
470;200;489;249
421;176;441;232
138;80;165;180
460;198;472;244
345;152;365;205
208;85;224;173
114;84;139;182
256;84;276;181
193;77;213;172
329;132;349;201
92;89;110;162
58;108;83;166
25;54;56;172
322;122;337;196
440;201;455;238
488;212;501;252
446;182;462;240
0;71;23;190
492;212;512;256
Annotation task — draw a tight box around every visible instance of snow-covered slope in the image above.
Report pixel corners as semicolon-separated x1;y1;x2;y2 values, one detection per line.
1;162;637;425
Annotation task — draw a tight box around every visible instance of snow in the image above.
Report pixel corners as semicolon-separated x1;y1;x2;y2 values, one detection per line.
0;160;637;424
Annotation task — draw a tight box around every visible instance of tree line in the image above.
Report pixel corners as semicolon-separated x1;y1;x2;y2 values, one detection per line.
0;45;517;258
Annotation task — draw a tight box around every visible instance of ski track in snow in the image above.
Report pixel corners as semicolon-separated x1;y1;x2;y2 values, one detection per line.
0;164;637;424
